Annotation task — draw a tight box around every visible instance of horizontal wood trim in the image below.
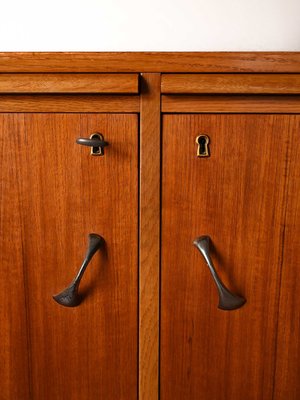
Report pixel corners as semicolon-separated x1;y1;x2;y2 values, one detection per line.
0;74;139;93
0;95;139;112
161;95;300;113
161;74;300;94
0;53;299;73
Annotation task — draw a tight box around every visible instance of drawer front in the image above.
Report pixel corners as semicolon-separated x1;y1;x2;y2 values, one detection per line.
0;73;139;93
0;113;138;400
160;114;300;400
161;74;300;94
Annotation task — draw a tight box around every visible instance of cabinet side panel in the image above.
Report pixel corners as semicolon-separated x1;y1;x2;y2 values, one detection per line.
0;115;31;399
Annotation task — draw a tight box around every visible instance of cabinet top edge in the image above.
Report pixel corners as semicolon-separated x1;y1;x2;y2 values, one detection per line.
0;52;300;73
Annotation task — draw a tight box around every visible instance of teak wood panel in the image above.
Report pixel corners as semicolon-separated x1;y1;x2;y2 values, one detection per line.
0;113;138;400
139;73;161;400
0;117;31;398
0;95;140;112
0;73;139;93
161;114;298;400
0;52;300;72
161;74;300;94
274;118;300;400
161;95;300;113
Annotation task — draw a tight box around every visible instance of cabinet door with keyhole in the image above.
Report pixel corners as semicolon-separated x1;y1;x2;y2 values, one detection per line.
161;114;300;400
0;113;138;400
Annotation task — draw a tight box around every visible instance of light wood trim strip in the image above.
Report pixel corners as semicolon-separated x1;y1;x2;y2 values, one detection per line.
161;74;300;94
162;95;300;113
0;73;139;93
139;73;161;400
0;95;139;112
0;52;300;73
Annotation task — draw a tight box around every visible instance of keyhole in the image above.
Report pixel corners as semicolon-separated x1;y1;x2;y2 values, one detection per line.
196;135;210;157
90;133;105;156
199;137;207;154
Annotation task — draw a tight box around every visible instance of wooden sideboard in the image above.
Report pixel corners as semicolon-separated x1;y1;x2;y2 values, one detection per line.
0;52;299;400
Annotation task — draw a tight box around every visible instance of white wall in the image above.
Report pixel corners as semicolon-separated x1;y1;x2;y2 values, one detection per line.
0;0;299;51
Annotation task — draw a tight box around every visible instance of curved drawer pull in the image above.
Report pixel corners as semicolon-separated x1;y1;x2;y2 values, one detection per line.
53;233;105;307
76;132;109;156
193;236;246;310
76;137;109;147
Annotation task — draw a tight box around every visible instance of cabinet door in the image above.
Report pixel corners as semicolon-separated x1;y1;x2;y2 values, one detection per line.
161;114;299;400
274;121;300;400
0;113;138;400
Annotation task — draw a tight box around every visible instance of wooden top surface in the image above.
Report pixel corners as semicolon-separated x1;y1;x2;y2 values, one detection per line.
0;52;299;72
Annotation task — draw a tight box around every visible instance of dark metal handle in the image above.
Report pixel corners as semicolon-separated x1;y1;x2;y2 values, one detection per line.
76;137;109;147
193;236;246;310
53;233;105;307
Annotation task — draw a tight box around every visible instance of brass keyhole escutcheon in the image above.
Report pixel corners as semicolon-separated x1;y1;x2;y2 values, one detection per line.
90;133;105;156
196;135;210;157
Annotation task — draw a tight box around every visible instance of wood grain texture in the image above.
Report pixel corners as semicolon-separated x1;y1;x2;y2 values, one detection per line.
0;113;138;400
0;53;299;73
162;95;300;113
161;114;295;400
139;73;161;400
0;73;139;93
0;95;139;112
0;115;31;399
274;117;300;400
161;74;300;94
